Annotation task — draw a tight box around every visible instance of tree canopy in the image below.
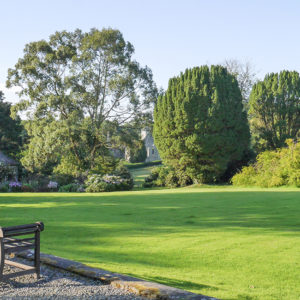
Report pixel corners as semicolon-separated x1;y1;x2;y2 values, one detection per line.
249;70;300;151
6;28;157;176
153;65;250;183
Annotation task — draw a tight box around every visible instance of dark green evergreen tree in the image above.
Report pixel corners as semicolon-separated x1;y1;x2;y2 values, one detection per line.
0;91;24;159
153;66;250;183
128;141;147;163
249;70;300;151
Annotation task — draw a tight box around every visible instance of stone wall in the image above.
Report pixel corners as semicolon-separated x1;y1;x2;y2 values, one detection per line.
110;128;161;163
142;130;160;162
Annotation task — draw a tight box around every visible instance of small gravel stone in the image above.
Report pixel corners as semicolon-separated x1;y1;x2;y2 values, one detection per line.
0;259;146;299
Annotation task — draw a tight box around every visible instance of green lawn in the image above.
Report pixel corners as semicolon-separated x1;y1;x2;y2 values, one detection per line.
130;166;154;188
0;187;299;300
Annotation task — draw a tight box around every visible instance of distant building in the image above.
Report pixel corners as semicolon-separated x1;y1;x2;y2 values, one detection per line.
109;128;161;163
141;128;160;162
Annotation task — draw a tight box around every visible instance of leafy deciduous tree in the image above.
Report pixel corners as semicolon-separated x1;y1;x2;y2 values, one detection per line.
7;28;157;176
222;59;257;110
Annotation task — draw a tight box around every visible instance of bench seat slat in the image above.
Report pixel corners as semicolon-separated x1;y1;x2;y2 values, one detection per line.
3;237;35;245
4;244;35;254
4;240;34;247
4;259;33;270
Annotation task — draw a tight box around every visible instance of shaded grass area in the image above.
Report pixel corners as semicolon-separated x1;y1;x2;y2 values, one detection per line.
130;166;154;188
0;187;299;300
124;160;162;169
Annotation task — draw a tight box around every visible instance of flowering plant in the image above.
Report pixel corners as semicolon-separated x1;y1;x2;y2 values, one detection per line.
47;181;58;189
9;181;22;188
85;173;133;192
9;181;22;192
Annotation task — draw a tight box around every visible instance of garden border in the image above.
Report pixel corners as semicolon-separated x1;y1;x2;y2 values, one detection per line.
18;251;218;300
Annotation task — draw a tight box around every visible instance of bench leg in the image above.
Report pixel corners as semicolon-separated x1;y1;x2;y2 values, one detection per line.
0;238;4;280
34;231;40;279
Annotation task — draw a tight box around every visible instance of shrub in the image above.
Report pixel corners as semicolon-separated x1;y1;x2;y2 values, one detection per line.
155;166;170;186
9;181;22;192
0;183;9;193
144;167;160;183
28;180;41;192
142;181;154;188
143;166;192;188
29;179;58;192
176;170;193;187
51;174;75;186
0;163;18;182
85;167;134;192
47;181;58;191
77;185;85;192
26;174;51;192
29;180;51;193
143;166;169;188
231;165;257;186
21;183;34;192
232;139;300;187
59;183;82;192
85;179;109;193
165;170;179;188
114;163;132;179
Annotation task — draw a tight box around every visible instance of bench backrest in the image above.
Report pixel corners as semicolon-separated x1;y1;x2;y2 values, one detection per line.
0;222;44;238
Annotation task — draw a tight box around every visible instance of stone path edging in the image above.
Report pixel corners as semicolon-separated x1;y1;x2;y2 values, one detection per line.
19;251;218;300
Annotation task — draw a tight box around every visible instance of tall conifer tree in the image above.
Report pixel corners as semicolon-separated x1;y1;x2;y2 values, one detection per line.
249;70;300;151
153;65;250;183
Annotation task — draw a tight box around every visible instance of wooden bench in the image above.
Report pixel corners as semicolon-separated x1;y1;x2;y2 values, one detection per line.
0;222;44;280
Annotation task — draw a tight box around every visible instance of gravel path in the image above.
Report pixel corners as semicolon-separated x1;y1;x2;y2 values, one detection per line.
0;260;147;300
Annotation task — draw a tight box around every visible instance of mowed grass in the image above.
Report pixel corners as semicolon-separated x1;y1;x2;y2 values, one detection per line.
0;187;299;300
130;166;155;188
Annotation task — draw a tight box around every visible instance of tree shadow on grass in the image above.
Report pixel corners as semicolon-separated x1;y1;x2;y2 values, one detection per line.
128;274;219;292
222;296;257;300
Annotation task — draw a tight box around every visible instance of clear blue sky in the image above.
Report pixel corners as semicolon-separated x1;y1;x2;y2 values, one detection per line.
1;0;300;102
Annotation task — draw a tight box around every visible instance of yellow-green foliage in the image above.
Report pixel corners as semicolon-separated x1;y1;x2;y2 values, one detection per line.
232;139;300;187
